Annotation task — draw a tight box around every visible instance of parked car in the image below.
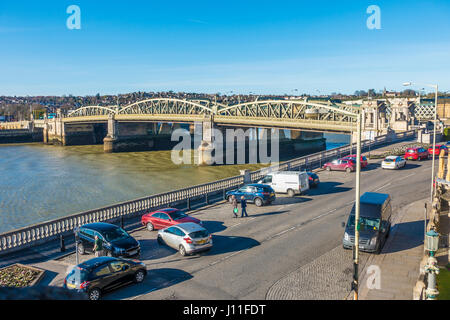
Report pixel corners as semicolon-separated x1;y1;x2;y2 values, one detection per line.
428;144;448;157
323;159;356;173
342;192;392;254
75;223;140;258
342;154;368;168
404;147;428;161
381;156;406;170
157;222;213;256
141;208;202;232
64;256;147;300
306;172;320;188
257;171;309;197
226;184;275;206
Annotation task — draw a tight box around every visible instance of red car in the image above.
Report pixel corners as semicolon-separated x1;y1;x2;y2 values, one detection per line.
342;155;368;168
323;158;356;173
404;147;428;161
141;208;202;231
428;144;448;157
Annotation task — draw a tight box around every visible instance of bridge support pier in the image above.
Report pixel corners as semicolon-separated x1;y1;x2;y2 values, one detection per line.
104;115;157;153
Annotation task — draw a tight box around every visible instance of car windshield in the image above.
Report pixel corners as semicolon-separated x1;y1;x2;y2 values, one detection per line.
170;210;188;220
347;215;380;231
102;227;129;242
189;230;209;239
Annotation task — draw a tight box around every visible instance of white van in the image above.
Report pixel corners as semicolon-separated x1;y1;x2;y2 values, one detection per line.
258;171;310;197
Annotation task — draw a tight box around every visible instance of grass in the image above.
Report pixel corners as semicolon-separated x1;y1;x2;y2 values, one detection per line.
437;265;450;300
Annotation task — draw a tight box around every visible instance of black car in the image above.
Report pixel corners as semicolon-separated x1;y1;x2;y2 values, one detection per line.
307;172;320;188
75;222;140;258
64;256;147;300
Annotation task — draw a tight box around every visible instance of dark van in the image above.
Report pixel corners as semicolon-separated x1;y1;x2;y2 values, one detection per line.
342;192;392;254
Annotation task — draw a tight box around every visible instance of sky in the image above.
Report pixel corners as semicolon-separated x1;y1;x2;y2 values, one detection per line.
0;0;449;96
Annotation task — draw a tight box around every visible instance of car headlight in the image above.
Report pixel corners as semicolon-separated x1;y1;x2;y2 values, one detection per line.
115;247;126;253
344;232;350;241
370;236;378;245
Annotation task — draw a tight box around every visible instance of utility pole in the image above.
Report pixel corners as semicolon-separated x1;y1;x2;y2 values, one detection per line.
353;112;362;300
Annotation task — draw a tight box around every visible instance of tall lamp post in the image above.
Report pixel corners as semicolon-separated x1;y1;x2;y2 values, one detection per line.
403;82;439;201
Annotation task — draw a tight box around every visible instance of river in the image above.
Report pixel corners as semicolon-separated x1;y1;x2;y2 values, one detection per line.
0;133;349;234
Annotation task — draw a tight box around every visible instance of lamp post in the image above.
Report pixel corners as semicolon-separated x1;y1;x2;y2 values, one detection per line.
403;82;439;201
353;111;362;300
424;229;440;300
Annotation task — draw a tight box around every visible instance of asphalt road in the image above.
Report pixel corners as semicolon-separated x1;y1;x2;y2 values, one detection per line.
59;155;433;300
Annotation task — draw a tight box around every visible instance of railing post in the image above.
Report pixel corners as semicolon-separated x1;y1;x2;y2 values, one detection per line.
60;234;65;252
187;197;191;210
205;193;209;205
223;188;226;200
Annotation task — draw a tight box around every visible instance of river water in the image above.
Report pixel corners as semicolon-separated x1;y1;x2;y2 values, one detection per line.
0;133;349;234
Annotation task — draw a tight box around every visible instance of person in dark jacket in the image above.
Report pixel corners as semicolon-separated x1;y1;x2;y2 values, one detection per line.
240;196;248;218
231;195;238;218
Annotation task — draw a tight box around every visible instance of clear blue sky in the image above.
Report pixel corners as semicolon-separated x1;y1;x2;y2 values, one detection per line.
1;0;449;96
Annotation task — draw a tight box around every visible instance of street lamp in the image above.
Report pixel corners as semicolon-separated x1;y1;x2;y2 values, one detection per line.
403;82;439;201
424;229;440;300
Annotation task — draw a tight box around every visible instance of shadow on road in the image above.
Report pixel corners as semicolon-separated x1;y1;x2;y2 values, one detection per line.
138;239;174;260
307;182;352;196
381;220;425;254
246;210;289;218
206;235;260;256
104;268;193;300
272;197;312;205
201;220;227;233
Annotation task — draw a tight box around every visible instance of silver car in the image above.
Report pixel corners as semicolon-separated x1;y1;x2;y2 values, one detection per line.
381;156;406;170
157;222;213;256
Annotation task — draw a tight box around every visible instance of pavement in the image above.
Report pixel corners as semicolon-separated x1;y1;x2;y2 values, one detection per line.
0;139;435;300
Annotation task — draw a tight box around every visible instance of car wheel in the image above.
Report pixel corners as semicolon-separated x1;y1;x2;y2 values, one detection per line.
228;196;234;203
346;167;352;173
134;270;146;283
106;250;113;257
287;189;295;197
179;245;187;256
157;235;164;245
326;166;331;171
146;222;154;232
77;243;85;255
254;197;263;207
88;288;101;301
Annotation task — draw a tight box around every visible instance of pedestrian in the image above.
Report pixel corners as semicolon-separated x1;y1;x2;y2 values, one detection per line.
231;195;238;218
94;235;104;257
240;196;248;218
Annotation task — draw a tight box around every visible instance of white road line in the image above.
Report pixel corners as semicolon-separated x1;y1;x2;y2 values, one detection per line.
373;182;391;192
402;173;415;179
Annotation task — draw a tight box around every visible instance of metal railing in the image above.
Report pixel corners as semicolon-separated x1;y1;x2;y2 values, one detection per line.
0;129;417;256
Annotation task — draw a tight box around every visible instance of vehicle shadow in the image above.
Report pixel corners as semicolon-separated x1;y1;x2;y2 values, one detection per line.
307;182;352;196
205;235;260;256
362;163;380;171
247;210;289;218
271;197;312;205
397;163;421;170
201;220;227;233
381;220;425;254
138;239;174;260
103;268;193;300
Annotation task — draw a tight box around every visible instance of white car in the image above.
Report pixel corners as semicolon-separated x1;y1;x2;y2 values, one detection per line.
381;156;406;170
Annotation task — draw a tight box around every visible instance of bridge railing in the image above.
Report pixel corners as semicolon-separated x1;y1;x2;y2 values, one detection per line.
0;129;418;256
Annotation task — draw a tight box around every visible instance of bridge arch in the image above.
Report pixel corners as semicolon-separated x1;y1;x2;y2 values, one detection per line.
118;98;214;115
67;106;118;117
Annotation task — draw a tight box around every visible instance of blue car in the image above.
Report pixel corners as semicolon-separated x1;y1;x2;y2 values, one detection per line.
226;184;276;207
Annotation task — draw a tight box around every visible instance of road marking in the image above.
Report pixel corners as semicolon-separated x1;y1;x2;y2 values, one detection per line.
402;173;415;179
373;182;391;192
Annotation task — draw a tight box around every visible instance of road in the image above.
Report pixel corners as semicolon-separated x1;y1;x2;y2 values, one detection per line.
57;155;433;300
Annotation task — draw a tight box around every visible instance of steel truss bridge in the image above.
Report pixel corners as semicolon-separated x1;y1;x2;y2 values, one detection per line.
64;98;362;133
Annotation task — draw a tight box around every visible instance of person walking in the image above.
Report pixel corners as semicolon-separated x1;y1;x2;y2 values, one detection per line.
94;235;104;257
240;196;248;218
231;195;238;218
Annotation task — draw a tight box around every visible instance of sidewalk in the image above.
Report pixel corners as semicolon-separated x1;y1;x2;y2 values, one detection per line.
358;198;427;300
